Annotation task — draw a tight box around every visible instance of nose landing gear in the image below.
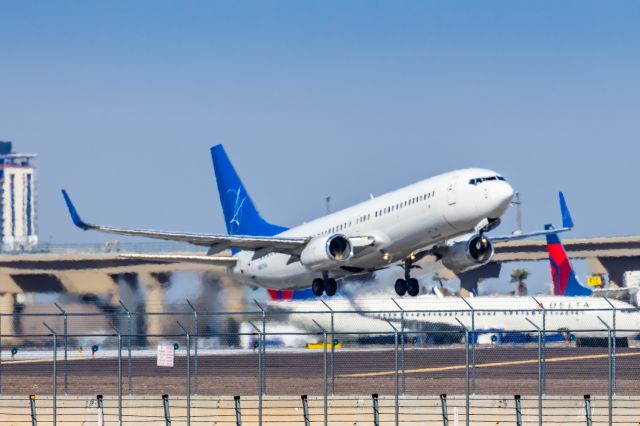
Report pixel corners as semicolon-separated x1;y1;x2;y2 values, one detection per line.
312;274;338;297
395;258;420;297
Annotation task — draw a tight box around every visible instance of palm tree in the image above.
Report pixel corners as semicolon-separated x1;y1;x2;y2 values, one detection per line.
510;268;530;296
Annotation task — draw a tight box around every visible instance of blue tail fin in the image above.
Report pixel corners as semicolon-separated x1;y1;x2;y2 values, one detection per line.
545;224;592;296
211;145;288;237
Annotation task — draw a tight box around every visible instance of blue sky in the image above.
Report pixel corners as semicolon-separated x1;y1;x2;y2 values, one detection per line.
1;1;639;292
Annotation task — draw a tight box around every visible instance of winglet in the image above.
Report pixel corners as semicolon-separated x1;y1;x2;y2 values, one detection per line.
559;192;573;229
61;189;91;230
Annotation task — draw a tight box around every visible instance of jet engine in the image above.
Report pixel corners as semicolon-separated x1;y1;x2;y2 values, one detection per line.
300;234;353;271
434;234;494;273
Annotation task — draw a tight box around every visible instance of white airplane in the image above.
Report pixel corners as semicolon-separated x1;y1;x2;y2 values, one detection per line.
62;144;572;297
264;296;640;341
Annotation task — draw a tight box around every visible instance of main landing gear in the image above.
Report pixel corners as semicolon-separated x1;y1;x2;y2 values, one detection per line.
395;258;420;297
312;273;338;297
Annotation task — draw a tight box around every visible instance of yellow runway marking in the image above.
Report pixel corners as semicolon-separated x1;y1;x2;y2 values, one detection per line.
340;351;640;378
1;356;86;366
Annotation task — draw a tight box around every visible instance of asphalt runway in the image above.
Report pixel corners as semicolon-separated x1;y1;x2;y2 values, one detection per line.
2;345;639;396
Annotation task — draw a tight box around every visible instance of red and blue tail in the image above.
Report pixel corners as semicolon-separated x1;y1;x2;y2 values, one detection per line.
545;224;592;296
266;288;316;301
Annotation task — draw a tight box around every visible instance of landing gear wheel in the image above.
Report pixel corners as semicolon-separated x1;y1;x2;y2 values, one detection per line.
395;279;407;296
312;278;325;296
325;278;337;296
407;278;420;297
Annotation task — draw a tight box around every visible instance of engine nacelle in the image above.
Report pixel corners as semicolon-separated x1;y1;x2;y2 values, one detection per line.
436;234;494;273
300;234;353;271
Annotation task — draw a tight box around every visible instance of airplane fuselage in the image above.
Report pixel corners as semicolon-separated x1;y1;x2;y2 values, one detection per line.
231;168;514;290
266;295;640;338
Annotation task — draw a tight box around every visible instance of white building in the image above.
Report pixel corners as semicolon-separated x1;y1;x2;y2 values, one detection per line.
0;142;37;251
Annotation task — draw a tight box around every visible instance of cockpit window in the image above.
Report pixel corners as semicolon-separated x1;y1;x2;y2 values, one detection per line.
469;175;506;185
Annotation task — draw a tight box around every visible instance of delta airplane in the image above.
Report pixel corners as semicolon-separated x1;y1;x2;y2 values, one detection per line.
266;228;640;341
62;145;572;297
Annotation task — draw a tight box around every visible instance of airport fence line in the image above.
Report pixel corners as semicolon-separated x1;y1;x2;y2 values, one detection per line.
0;303;639;424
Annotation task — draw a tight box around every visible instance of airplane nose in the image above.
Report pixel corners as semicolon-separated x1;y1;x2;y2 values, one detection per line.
499;182;515;204
490;182;515;217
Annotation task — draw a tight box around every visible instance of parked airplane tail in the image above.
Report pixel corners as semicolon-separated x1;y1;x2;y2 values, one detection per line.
211;145;288;236
545;224;592;296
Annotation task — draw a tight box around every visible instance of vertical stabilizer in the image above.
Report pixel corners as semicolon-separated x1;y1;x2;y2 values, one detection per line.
210;145;288;236
545;224;592;296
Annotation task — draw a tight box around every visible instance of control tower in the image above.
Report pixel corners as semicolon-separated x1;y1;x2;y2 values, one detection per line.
0;142;37;251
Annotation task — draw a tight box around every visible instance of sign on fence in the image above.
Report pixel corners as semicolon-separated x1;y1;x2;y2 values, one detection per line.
157;344;175;367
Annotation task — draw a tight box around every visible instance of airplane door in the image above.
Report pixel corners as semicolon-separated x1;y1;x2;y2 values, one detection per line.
447;180;457;205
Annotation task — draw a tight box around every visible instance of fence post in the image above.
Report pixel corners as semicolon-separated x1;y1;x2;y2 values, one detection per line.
313;320;329;426
460;297;476;393
117;326;124;425
583;395;592;426
234;395;242;426
97;394;104;426
532;296;546;393
186;299;199;396
119;301;133;395
42;323;57;426
320;300;336;396
254;300;267;396
301;395;310;426
372;393;379;426
162;394;171;425
603;297;617;394
248;321;263;426
514;395;522;426
29;395;37;426
440;394;448;426
177;321;191;426
597;316;613;426
108;323;123;425
385;320;400;426
392;299;406;395
54;303;67;396
454;317;470;426
525;318;542;426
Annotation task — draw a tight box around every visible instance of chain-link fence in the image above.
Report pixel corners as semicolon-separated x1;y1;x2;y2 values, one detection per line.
1;300;639;424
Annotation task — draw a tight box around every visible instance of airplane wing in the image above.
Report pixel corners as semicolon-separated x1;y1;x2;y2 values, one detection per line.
62;190;308;254
62;190;375;258
488;192;574;242
118;253;238;265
